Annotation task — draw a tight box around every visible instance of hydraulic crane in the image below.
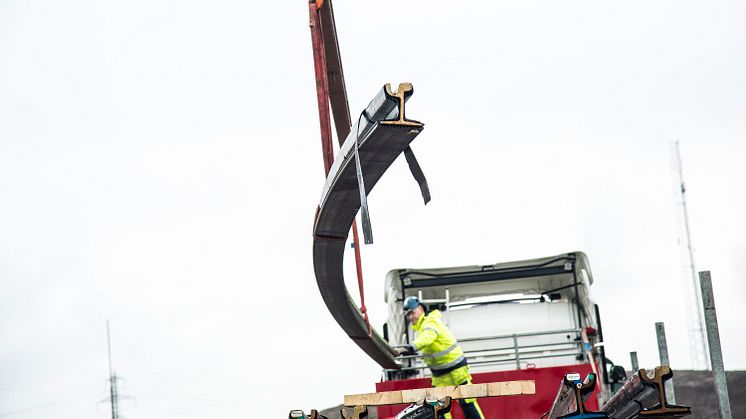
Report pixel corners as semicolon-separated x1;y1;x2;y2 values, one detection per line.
308;0;430;369
302;2;694;418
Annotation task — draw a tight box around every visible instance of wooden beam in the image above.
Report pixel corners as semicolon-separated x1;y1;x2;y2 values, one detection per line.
344;380;535;407
344;391;403;407
402;384;487;403
488;380;535;396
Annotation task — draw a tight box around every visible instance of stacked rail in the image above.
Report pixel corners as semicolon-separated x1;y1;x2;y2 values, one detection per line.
600;366;691;419
547;367;692;419
547;373;607;419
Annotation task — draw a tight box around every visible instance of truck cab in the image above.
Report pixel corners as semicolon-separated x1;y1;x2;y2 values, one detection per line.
377;252;609;418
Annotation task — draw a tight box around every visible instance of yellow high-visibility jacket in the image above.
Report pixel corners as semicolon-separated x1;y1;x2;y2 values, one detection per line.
412;310;467;376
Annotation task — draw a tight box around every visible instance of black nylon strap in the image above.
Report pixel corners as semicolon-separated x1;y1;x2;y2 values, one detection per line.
403;146;431;205
354;111;373;244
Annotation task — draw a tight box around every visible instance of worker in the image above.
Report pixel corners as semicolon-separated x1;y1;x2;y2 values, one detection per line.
394;296;485;419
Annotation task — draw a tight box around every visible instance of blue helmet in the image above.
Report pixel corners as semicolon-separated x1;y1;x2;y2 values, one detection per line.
403;296;421;314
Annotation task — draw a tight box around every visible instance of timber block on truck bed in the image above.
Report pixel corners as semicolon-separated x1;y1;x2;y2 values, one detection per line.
343;380;535;406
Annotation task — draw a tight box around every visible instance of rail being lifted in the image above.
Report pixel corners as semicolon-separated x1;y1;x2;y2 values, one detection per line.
312;83;424;369
309;0;430;369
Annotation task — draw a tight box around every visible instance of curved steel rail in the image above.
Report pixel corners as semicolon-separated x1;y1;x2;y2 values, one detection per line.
313;83;423;369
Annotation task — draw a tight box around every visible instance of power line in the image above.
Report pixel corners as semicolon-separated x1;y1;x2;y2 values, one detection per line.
0;392;101;417
125;388;243;408
132;405;238;419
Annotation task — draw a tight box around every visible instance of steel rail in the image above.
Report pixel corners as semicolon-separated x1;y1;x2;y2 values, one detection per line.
313;83;424;369
547;373;608;419
315;0;372;334
310;0;373;337
600;366;691;419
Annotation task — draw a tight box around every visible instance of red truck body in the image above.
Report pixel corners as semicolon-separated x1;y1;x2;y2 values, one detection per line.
376;364;600;418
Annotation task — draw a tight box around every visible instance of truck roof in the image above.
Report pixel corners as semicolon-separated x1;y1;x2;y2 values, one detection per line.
385;251;594;309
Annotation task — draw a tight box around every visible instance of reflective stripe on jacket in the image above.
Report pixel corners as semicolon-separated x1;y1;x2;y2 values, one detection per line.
412;310;466;375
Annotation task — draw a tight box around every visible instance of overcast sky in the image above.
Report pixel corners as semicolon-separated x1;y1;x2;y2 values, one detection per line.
1;1;744;418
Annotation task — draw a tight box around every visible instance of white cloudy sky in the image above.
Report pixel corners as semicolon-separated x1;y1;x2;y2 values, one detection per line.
1;0;744;418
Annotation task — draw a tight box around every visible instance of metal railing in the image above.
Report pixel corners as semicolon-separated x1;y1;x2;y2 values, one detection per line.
387;328;584;375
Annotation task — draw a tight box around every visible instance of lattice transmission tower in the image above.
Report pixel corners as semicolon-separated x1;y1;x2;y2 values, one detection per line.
670;141;710;370
107;320;121;419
